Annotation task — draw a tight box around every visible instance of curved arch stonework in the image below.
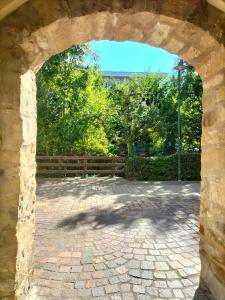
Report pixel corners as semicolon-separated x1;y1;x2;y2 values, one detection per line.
0;1;224;299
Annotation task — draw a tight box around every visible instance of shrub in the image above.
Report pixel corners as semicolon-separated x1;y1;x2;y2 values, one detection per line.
124;153;200;181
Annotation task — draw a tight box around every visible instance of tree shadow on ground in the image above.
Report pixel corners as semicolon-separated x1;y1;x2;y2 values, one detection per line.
193;287;213;300
36;177;129;200
56;192;199;234
36;177;200;202
36;177;200;234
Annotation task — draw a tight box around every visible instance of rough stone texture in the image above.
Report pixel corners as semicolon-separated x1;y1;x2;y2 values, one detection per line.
0;0;224;299
31;178;207;299
0;0;29;21
0;62;37;300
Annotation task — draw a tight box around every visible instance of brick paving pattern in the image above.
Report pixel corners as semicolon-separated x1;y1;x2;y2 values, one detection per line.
31;178;210;299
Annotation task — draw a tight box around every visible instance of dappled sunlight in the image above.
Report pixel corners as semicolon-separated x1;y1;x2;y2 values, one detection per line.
36;178;200;236
33;178;206;299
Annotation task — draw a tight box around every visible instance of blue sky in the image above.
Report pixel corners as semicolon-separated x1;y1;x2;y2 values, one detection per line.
88;40;179;73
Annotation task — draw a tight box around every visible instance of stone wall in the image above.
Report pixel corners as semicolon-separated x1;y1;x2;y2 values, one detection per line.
0;49;37;299
0;0;29;21
0;0;224;299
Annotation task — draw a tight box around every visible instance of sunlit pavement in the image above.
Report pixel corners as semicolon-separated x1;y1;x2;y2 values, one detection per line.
31;177;209;299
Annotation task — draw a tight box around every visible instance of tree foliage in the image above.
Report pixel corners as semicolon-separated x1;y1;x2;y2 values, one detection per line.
106;74;164;156
37;45;111;155
37;45;203;157
106;62;202;156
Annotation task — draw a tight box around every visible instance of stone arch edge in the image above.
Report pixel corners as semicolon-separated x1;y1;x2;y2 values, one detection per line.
0;4;224;300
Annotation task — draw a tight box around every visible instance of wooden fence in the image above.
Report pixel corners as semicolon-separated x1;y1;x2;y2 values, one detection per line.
36;156;126;176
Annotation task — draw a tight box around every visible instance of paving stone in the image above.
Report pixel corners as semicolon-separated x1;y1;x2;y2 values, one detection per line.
94;263;107;270
71;266;82;273
121;284;131;292
59;265;71;272
142;279;152;287
79;272;92;280
105;255;115;261
119;274;130;283
61;289;77;297
137;296;152;300
71;251;82;258
33;179;201;300
86;279;96;288
140;261;154;270
145;256;156;262
81;257;94;265
109;276;120;285
149;250;160;256
121;292;135;300
168;261;183;269
96;279;109;286
105;284;120;294
111;295;122;300
181;278;194;287
166;270;179;279
146;287;159;296
179;258;195;267
155;262;169;271
93;271;107;279
130;277;142;285
133;285;145;294
159;288;173;298
133;249;148;255
155;244;167;250
142;271;153;280
63;282;74;289
78;288;91;297
167;280;183;288
183;267;199;275
106;261;118;269
154;271;166;279
116;266;127;275
154;281;167;288
49;272;66;281
173;288;184;298
128;269;141;278
127;260;140;269
114;258;127;265
75;281;86;289
183;287;197;297
134;255;145;261
92;287;105;297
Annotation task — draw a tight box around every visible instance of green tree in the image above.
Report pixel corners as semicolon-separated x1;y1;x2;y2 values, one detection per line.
37;45;202;159
180;63;202;152
146;62;202;155
107;74;163;157
107;64;202;157
37;45;111;155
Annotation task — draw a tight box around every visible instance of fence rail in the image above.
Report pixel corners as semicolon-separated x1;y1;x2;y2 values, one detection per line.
36;156;126;176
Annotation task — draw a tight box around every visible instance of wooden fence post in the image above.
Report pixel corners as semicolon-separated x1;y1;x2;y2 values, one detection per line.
112;157;116;177
84;158;88;178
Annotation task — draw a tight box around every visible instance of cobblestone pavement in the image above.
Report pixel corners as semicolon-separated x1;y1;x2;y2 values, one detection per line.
31;177;209;300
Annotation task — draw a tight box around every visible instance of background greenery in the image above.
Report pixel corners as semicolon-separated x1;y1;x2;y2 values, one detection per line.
36;44;202;180
125;154;201;181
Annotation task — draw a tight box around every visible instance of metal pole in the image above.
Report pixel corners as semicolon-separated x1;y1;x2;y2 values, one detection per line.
177;69;181;181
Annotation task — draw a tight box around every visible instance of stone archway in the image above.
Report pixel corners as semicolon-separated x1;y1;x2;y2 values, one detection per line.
0;1;224;299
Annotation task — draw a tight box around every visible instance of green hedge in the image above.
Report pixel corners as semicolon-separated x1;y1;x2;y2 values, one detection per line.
124;153;201;181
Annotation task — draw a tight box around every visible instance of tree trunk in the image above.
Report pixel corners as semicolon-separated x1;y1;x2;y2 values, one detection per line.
127;142;135;157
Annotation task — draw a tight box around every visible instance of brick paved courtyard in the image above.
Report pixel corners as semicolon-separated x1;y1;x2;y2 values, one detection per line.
31;178;209;299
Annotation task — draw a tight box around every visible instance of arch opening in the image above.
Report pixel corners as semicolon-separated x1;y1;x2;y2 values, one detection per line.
32;38;204;299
